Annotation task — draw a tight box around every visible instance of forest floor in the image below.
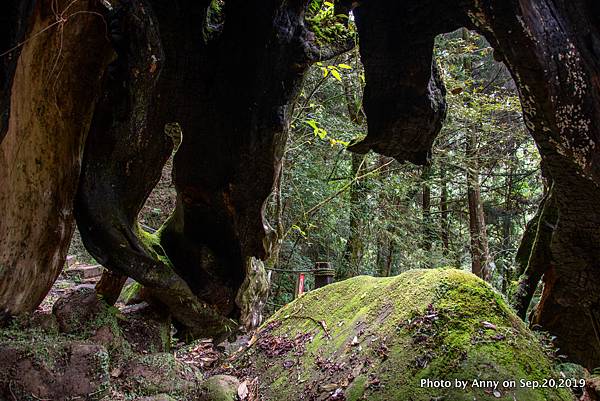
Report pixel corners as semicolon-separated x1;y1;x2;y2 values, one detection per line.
2;260;254;400
0;155;265;400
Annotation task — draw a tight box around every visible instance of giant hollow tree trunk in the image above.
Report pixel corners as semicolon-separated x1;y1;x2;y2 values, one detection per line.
466;0;600;371
75;0;355;339
2;0;599;370
0;0;112;318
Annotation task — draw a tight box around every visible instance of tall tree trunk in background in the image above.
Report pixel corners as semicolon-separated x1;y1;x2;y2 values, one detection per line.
439;164;450;255
342;153;366;277
342;72;366;278
466;131;492;280
375;156;395;277
0;0;112;318
376;237;394;277
513;185;558;319
499;139;516;293
421;165;433;260
461;28;491;281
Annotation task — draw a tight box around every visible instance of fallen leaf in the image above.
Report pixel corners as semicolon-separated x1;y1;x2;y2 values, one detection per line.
320;383;339;392
238;380;249;400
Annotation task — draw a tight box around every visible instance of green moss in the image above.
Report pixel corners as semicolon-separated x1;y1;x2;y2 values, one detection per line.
345;375;367;401
121;281;143;304
238;269;575;401
198;375;239;401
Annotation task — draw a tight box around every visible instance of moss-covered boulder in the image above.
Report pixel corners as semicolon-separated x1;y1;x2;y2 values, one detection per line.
198;375;240;401
236;269;575;401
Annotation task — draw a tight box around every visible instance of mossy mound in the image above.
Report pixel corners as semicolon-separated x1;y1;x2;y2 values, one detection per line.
237;269;574;401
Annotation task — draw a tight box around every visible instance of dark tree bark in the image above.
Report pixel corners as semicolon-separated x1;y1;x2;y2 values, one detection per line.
347;1;451;163
0;0;112;318
75;0;355;339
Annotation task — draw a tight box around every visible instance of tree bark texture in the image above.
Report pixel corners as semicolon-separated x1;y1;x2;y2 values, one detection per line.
342;152;366;278
513;186;558;320
74;0;354;339
421;165;434;256
0;0;112;317
466;132;492;280
439;165;450;254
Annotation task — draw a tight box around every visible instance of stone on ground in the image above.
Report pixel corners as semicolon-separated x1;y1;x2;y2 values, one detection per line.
52;285;111;333
0;341;109;400
198;375;240;401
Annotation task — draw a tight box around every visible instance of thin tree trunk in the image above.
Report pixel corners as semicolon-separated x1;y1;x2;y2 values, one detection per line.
466;131;492;280
500;140;516;293
375;156;394;277
421;165;433;258
461;28;492;281
440;164;450;254
342;71;367;278
342;152;366;277
513;186;557;319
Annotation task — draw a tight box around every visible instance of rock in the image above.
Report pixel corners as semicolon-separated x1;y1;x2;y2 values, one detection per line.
198;375;240;401
118;353;202;396
52;285;112;333
90;324;123;351
236;269;574;401
15;310;59;334
0;341;109;400
118;302;171;353
64;264;104;280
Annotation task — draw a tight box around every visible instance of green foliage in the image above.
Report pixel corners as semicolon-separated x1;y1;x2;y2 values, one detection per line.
305;1;353;45
266;29;543;308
